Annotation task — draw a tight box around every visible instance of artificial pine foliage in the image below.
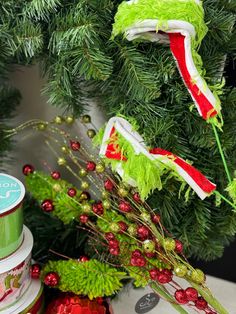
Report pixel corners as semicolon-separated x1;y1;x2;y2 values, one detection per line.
0;0;236;261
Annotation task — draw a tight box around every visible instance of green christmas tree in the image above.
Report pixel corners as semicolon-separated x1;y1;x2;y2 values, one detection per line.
1;0;236;261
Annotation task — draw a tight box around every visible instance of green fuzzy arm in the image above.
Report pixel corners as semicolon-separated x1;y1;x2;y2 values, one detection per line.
43;259;127;299
112;0;208;47
25;171;82;224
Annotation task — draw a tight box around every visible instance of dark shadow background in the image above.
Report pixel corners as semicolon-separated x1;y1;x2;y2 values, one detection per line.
192;58;236;283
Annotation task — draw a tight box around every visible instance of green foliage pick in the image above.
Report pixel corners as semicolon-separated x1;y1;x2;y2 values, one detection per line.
43;259;127;299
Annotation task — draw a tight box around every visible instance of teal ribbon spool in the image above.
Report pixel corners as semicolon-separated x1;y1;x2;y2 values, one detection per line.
0;173;25;259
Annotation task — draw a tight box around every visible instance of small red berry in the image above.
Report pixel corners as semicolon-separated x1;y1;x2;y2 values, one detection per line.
156;273;172;284
195;297;208;310
41;199;54;212
109;239;119;248
79;214;89;224
185;287;198;301
30;264;41;279
149;268;160;280
92;202;104;216
133;192;141;202
51;171;61;180
175;239;183;254
86;161;96;171
137;225;150;240
151;214;161;224
119;201;132;213
104;179;114;191
118;221;128;233
44;272;60;287
80;256;90;262
68;188;77;197
109;247;120;256
70;140;80;151
132;249;142;258
145;252;156;258
175;289;188;304
23;164;35;176
105;232;115;241
136;257;146;267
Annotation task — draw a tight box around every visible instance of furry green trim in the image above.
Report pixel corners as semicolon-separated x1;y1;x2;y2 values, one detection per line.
112;0;208;47
43;259;126;299
226;179;236;203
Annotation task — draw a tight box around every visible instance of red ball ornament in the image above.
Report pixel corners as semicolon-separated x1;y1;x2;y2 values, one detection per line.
108;239;119;248
80;256;90;262
149;268;160;280
185;287;198;301
133;192;141;203
109;247;120;256
118;221;128;233
151;214;161;224
175;239;184;254
51;171;61;180
80;214;89;224
70;140;80;151
44;272;60;287
86;161;96;171
195;297;208;310
30;264;41;279
45;294;107;314
137;225;150;240
41;199;54;212
174;289;188;304
105;232;115;241
22;164;35;176
67;188;77;197
119;201;132;213
104;179;114;191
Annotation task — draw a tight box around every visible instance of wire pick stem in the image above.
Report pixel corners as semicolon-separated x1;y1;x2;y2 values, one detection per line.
214;191;236;211
212;123;232;183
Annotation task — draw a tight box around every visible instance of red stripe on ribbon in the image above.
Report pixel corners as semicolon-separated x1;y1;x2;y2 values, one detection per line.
150;148;216;194
168;32;217;120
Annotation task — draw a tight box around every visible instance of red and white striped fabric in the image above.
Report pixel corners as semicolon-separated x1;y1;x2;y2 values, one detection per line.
124;19;220;120
99;117;216;199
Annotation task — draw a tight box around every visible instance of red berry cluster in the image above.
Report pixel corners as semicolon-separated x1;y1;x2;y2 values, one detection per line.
70;140;80;151
86;161;96;171
137;225;150;240
149;268;173;284
44;272;60;287
118;221;128;234
106;233;120;256
104;179;114;191
92;201;104;216
119;200;132;213
41;199;54;212
130;250;146;267
174;287;209;310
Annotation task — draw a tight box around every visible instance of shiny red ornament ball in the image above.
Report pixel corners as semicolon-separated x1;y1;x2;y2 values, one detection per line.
151;214;161;224
175;239;183;254
118;221;128;233
86;161;96;171
137;225;150;240
51;171;61;180
70;140;80;151
80;214;89;224
44;272;60;287
68;188;77;197
80;256;90;262
105;232;115;241
149;268;160;280
22;164;35;176
174;289;188;304
45;294;107;314
133;192;141;202
185;287;198;301
104;179;114;191
41;199;54;212
119;201;132;213
195;297;208;310
30;264;41;279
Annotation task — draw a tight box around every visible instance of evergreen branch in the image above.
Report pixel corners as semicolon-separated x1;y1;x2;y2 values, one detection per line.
23;0;61;21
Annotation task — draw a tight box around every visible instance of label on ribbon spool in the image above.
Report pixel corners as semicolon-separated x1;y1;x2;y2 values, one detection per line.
0;173;25;259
